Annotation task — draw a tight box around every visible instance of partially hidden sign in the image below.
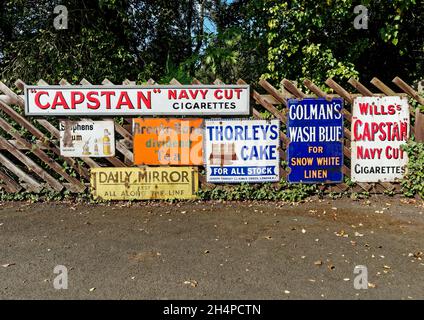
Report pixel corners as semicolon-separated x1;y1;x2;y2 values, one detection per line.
60;120;115;157
90;167;198;200
351;96;410;182
25;85;250;116
205;119;280;183
287;98;344;183
133;118;203;165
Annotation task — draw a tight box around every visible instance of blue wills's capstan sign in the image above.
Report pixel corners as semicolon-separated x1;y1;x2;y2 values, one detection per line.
287;98;344;183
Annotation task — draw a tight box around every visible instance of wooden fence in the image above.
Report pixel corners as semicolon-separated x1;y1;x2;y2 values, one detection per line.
0;76;422;195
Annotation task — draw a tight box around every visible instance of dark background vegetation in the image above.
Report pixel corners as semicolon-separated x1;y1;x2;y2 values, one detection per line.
0;0;422;86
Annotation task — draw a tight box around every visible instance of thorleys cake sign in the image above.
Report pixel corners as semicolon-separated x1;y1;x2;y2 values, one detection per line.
204;119;280;183
24;85;250;116
351;96;410;182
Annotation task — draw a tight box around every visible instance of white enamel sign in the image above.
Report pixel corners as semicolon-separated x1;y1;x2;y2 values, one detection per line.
205;119;280;183
25;85;250;116
351;96;410;182
59;120;115;157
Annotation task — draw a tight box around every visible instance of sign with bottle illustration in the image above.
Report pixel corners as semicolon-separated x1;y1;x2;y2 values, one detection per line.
133;118;204;165
90;167;199;200
59;120;115;157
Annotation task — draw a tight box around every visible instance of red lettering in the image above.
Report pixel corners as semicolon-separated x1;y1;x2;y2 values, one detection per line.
137;91;151;109
116;92;134;109
51;92;69;110
189;89;198;99
34;91;50;109
71;91;84;109
168;90;177;100
87;92;100;109
179;90;189;99
358;103;369;115
214;89;223;100
101;91;115;109
234;89;242;99
199;89;208;99
353;119;363;141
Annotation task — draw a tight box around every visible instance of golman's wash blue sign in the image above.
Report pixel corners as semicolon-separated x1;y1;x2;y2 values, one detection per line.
287;98;344;183
205;119;280;183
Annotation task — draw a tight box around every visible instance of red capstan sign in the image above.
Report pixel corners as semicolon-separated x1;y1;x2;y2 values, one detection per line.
24;85;250;116
351;96;410;183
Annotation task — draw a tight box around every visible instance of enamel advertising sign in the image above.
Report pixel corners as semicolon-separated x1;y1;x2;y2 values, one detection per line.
133;118;204;165
287;98;344;183
351;96;410;182
24;85;250;116
204;119;280;183
90;167;199;200
59;120;115;157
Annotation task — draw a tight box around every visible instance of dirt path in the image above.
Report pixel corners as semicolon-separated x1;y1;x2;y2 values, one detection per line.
0;196;423;299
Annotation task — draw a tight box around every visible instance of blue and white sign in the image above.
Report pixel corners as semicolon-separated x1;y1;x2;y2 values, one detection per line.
287;98;344;183
205;119;280;183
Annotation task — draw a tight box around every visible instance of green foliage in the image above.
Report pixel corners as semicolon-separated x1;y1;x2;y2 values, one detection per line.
264;0;423;85
401;140;424;198
198;179;319;202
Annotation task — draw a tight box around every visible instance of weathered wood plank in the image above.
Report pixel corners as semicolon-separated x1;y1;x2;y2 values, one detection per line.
259;79;287;106
415;109;424;142
370;77;396;95
0;118;85;192
282;79;307;99
392;76;424;105
0;169;22;192
0;137;63;191
0;152;43;193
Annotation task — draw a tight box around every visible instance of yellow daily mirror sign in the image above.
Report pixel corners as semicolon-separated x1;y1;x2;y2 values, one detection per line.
91;167;198;200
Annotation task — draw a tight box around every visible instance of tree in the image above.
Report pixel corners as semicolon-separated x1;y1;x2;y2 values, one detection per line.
265;0;423;86
0;0;208;85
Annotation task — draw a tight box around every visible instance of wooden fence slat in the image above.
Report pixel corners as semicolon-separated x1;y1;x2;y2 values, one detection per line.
0;118;85;192
116;140;134;162
0;100;89;176
282;79;307;99
0;137;63;191
259;79;288;106
303;79;332;101
392;76;424;105
370;77;397;96
414;108;424;142
0;152;43;193
325;78;353;104
0;140;50;150
0;168;22;192
348;78;374;96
